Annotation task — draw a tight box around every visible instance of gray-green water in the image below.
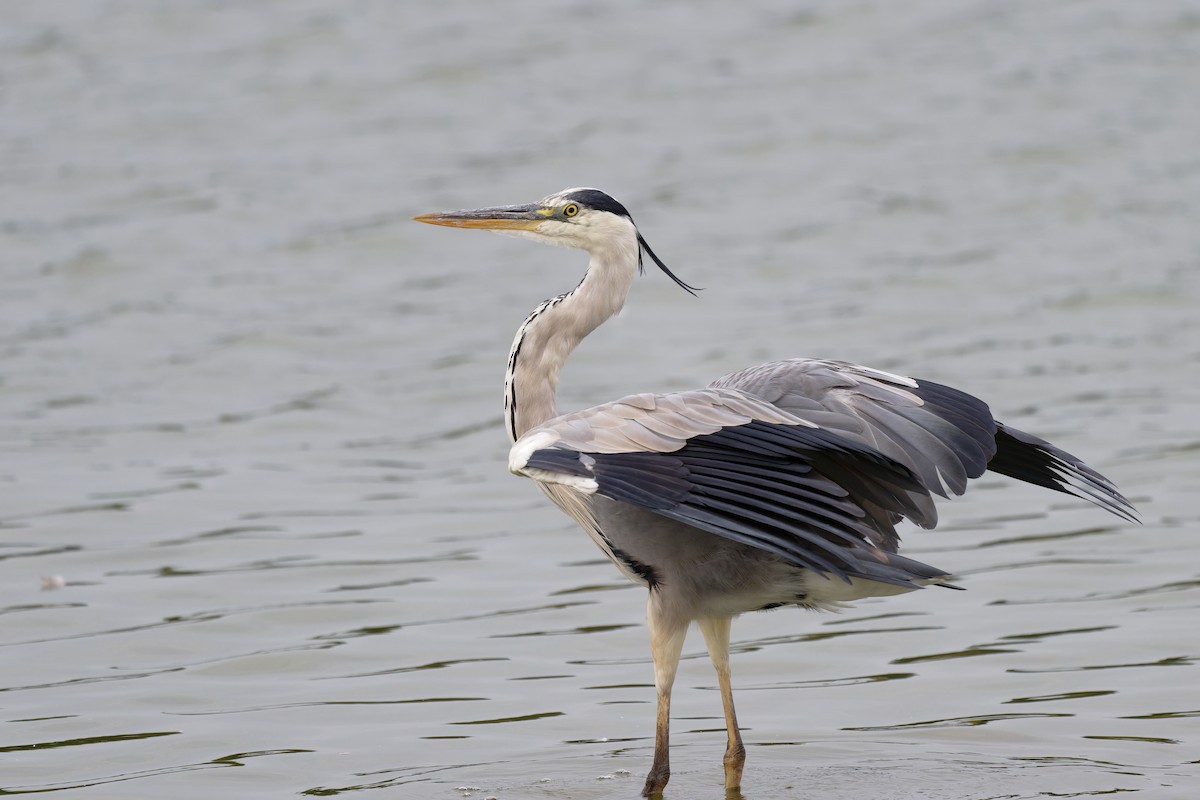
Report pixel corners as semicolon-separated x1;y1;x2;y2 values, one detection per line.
3;1;1198;798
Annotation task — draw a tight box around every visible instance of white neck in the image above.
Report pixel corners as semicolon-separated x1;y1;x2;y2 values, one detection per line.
504;231;639;442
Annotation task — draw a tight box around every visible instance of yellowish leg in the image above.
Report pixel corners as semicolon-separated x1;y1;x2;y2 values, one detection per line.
642;597;688;798
698;616;745;791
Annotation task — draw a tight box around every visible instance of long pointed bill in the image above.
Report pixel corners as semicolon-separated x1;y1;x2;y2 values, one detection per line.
412;203;547;231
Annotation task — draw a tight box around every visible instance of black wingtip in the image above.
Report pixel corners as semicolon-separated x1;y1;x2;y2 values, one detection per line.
637;233;702;296
988;422;1140;524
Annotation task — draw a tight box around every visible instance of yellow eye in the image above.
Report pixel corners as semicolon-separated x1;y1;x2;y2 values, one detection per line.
562;203;579;218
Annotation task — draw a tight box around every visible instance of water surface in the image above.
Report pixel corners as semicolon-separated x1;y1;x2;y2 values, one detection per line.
2;2;1198;798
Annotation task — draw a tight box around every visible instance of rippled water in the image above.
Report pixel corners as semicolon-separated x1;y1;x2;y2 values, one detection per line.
3;1;1198;798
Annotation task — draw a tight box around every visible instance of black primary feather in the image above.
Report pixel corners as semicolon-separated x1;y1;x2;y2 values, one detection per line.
987;422;1139;523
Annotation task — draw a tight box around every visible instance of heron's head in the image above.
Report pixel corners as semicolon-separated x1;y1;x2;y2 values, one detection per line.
414;187;698;295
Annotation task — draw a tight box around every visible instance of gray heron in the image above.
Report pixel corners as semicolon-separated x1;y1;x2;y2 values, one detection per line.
413;187;1137;797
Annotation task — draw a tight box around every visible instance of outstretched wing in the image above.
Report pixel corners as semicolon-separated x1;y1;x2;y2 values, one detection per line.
509;359;1136;586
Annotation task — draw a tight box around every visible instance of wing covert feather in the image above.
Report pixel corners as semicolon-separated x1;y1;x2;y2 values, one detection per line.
517;387;807;456
711;359;997;497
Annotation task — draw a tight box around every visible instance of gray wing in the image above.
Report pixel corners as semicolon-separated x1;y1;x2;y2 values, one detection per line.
510;386;942;586
510;360;1136;587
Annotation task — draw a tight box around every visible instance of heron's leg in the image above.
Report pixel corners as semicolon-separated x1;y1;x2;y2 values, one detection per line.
642;595;688;798
698;616;745;790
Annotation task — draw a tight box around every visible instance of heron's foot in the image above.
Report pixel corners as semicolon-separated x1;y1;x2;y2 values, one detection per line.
723;742;746;790
641;764;670;797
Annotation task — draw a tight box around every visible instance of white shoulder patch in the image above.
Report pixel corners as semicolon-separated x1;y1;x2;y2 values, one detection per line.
508;429;560;474
508;431;598;492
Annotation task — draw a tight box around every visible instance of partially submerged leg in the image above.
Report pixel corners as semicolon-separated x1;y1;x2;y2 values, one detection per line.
642;594;688;798
698;616;745;791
